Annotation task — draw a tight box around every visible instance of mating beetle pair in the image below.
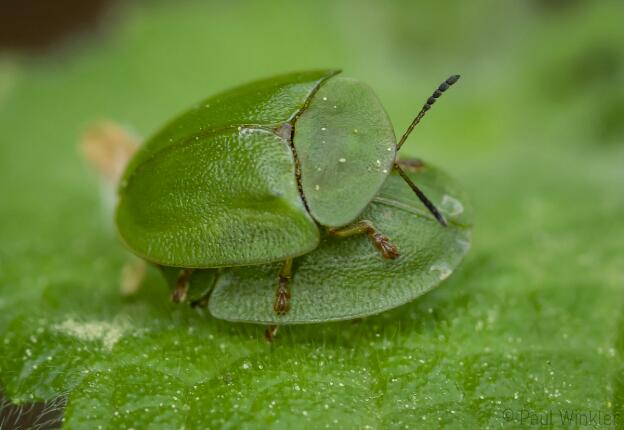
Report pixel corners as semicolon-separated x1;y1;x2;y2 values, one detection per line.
115;69;463;322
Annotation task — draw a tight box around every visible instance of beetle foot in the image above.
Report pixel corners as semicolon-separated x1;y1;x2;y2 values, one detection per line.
264;325;280;342
371;232;400;259
273;276;291;315
328;220;400;260
190;296;210;308
171;282;188;303
396;158;424;172
170;269;192;304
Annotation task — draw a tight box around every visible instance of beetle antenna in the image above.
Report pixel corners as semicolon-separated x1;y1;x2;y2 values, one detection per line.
396;74;460;150
394;163;448;227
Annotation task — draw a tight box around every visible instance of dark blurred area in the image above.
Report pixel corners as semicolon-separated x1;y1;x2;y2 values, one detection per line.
0;0;114;53
0;2;115;428
0;394;64;429
0;0;622;428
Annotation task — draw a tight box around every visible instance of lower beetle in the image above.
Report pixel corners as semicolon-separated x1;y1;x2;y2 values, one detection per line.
113;70;460;315
154;157;472;341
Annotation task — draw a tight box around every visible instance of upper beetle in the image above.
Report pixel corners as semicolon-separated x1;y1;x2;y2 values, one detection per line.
116;69;460;314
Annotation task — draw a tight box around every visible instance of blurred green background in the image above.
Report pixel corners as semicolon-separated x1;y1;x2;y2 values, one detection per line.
1;1;623;429
1;0;623;240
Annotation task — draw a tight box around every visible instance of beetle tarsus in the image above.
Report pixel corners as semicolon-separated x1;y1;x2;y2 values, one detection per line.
264;325;280;342
328;220;400;260
190;295;210;308
274;277;291;315
372;232;400;260
396;158;425;172
171;269;193;304
273;259;293;315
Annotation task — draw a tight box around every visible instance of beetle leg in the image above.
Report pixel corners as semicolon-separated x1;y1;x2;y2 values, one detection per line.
328;220;399;260
190;295;210;308
273;258;293;315
395;158;424;172
171;269;193;303
264;325;280;342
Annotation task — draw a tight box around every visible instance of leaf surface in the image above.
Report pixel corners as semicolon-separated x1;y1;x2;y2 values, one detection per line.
1;1;624;429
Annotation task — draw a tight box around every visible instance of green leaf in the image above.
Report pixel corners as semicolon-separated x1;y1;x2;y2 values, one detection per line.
1;1;624;429
207;162;472;323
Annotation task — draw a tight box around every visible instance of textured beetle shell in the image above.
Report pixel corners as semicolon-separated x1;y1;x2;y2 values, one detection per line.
117;70;339;267
294;77;397;227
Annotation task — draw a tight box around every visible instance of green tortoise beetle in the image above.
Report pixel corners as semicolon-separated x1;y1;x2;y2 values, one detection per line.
116;70;460;315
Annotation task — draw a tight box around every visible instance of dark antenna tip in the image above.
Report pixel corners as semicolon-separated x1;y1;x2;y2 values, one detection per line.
447;74;461;85
396;73;461;150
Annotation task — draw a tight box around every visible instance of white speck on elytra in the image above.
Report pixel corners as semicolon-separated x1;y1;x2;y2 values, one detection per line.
322;97;328;101
338;158;346;163
53;318;127;350
315;185;320;191
321;127;327;131
430;263;452;280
